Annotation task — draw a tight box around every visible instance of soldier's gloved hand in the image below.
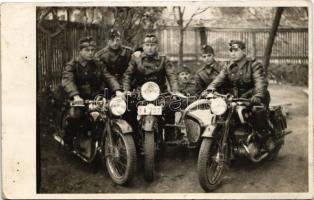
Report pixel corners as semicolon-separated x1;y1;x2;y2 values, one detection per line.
115;90;126;101
116;90;125;97
172;91;187;98
73;95;84;105
250;96;262;105
200;90;209;98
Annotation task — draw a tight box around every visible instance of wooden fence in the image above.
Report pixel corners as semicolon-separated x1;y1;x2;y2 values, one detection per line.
37;21;308;89
159;26;308;64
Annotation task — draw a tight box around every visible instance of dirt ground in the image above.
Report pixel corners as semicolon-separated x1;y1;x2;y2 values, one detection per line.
38;84;309;193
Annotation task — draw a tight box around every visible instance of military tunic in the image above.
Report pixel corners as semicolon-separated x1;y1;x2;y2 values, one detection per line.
187;60;221;95
122;52;178;92
95;46;133;92
178;81;195;95
61;57;105;99
207;56;270;104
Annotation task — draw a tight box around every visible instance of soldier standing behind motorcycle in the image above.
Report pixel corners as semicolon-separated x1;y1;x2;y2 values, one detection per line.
95;28;133;97
204;40;270;106
122;33;182;140
61;36;106;156
177;66;193;95
185;44;222;96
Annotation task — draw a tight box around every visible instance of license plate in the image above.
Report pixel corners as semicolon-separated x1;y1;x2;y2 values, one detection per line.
138;105;162;115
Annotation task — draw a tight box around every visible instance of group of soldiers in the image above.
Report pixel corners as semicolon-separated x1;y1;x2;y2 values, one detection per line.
61;28;270;155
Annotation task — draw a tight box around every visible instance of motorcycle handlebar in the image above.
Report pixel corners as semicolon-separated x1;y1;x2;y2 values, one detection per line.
70;99;105;107
232;98;250;102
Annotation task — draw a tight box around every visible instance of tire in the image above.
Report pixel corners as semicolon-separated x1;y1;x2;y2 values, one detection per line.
144;131;155;182
197;138;225;192
59;109;73;145
104;127;137;185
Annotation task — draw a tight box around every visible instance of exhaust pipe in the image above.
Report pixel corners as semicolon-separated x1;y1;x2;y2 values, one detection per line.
243;144;269;163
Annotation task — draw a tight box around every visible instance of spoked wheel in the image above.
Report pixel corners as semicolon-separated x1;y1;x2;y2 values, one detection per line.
197;138;226;192
143;131;155;182
104;127;137;185
57;109;73;146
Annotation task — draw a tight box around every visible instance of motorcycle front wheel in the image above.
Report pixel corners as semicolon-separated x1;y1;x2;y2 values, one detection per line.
103;127;137;185
143;131;155;181
197;138;226;192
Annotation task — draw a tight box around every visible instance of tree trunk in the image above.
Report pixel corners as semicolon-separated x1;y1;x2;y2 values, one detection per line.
179;28;184;67
199;27;207;46
263;7;284;75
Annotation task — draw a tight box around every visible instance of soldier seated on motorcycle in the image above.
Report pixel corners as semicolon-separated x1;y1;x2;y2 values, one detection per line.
61;36;106;156
202;40;271;134
95;28;134;98
122;33;184;141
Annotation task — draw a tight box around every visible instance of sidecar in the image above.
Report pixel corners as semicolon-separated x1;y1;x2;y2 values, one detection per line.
184;109;213;145
171;98;216;148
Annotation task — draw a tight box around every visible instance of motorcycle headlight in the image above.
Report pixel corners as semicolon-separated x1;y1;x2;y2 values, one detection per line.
109;97;127;116
141;81;160;101
210;97;227;115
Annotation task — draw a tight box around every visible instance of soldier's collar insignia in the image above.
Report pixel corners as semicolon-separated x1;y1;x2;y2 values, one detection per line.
235;56;248;69
142;52;159;60
76;56;88;66
119;47;126;56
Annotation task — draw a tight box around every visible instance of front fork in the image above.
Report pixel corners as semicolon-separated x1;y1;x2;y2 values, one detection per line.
202;110;234;164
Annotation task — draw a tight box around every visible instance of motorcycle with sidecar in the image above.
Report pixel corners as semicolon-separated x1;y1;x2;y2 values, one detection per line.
181;91;291;191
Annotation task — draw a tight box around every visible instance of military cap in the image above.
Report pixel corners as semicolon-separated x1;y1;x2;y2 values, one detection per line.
109;28;121;40
229;40;246;50
143;33;158;44
79;36;96;49
177;65;191;74
201;44;214;55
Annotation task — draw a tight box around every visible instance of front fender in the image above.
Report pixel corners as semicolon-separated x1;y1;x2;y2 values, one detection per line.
201;124;218;138
112;119;133;134
141;115;158;132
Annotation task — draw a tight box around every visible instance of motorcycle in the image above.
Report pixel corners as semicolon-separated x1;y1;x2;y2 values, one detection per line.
126;81;189;181
53;95;137;185
182;91;290;191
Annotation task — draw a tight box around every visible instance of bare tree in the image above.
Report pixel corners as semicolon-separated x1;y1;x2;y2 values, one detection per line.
37;7;164;48
263;7;284;75
173;6;210;66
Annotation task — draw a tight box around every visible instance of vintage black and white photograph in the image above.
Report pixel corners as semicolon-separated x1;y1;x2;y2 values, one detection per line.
34;4;310;195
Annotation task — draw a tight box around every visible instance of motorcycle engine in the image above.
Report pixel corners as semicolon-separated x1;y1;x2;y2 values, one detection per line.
246;142;260;158
233;127;259;158
234;128;249;144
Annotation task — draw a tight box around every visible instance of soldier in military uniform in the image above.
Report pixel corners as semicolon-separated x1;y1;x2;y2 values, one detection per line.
177;65;193;95
95;29;134;97
123;34;178;93
122;34;182;140
204;40;270;105
186;45;222;96
61;36;105;156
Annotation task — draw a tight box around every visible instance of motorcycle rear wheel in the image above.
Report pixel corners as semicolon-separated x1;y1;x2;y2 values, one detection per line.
197;138;226;192
104;127;137;185
144;131;155;182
